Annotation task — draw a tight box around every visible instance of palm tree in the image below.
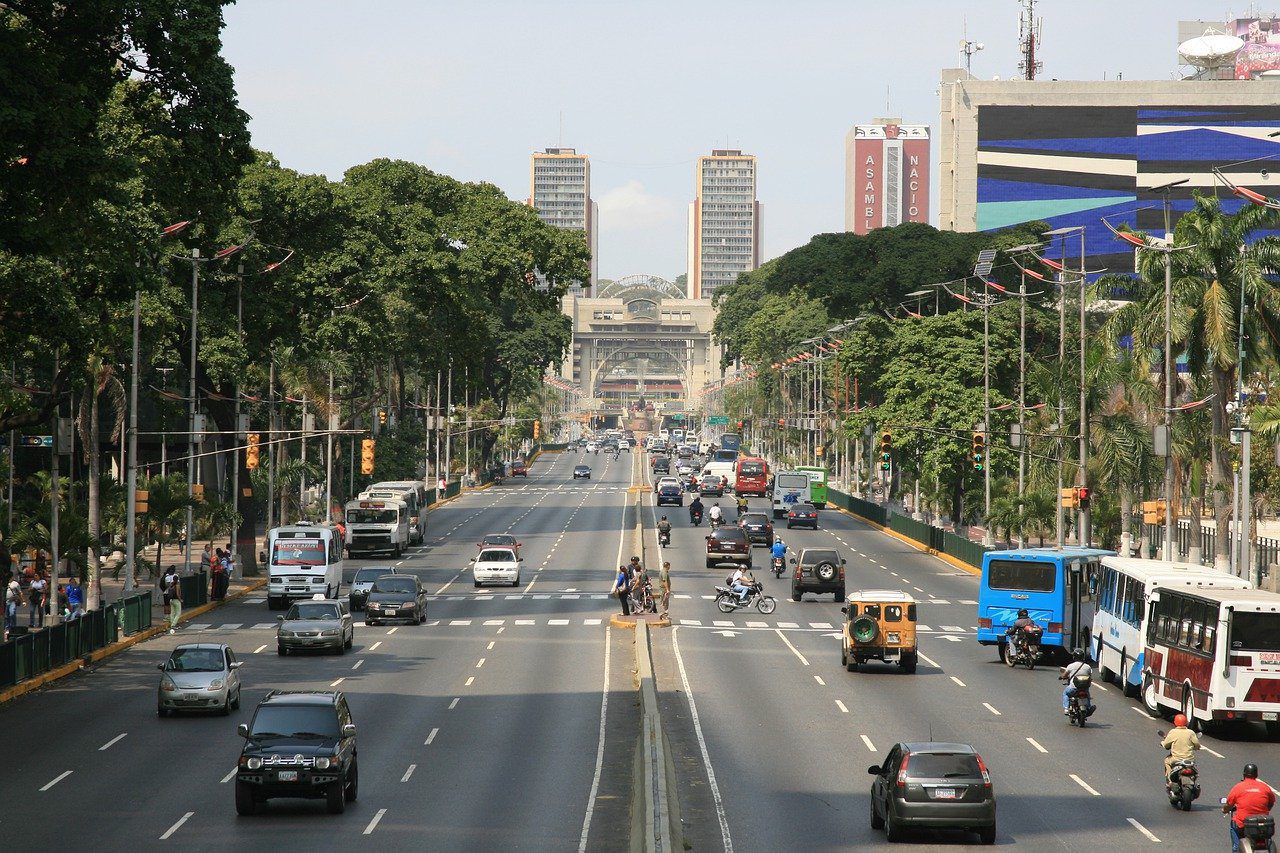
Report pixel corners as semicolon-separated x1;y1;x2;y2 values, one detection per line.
139;473;200;582
1086;349;1158;554
1103;195;1280;570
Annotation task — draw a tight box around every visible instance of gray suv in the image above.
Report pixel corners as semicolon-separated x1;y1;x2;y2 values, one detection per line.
868;742;996;845
790;547;847;602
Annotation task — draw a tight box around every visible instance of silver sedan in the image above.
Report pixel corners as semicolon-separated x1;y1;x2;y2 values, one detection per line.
157;643;243;717
277;598;354;655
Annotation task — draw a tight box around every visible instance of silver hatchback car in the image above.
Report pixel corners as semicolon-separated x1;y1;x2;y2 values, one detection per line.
277;597;354;655
157;643;243;717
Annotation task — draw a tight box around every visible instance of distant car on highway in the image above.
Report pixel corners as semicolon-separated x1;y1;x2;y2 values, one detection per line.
867;742;996;844
364;575;427;625
156;643;242;717
511;460;528;477
705;526;752;569
470;546;523;587
586;441;599;452
235;690;358;815
787;505;819;529
276;597;354;656
618;439;631;451
573;464;592;479
738;512;774;547
676;460;695;476
657;483;684;507
478;533;521;558
790;547;846;602
654;475;680;494
348;566;399;611
700;475;725;497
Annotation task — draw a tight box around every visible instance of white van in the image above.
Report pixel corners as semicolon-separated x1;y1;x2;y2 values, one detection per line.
772;471;812;519
698;439;713;456
267;522;345;610
701;460;736;490
365;481;428;543
344;497;410;557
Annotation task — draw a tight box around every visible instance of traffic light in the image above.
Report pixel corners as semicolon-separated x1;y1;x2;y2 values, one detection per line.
377;408;388;426
191;483;205;502
1077;487;1091;510
134;489;149;515
533;420;541;441
525;270;536;286
879;431;892;471
777;418;785;428
971;431;986;471
246;433;260;470
1142;500;1167;524
737;420;744;430
361;439;376;475
1060;487;1079;509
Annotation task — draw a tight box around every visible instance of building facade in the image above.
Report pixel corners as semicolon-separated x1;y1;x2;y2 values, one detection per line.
938;71;1280;268
844;118;930;234
529;147;598;288
687;149;760;300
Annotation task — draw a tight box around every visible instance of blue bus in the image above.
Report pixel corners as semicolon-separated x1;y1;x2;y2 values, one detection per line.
976;547;1113;662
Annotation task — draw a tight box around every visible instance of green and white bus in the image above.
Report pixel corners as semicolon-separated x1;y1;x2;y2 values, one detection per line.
795;466;828;509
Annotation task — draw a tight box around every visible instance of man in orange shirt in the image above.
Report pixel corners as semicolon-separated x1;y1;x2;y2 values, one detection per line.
1224;763;1276;853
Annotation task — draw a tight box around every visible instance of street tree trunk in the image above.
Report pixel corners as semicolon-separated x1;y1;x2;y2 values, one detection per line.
85;386;101;610
1211;369;1233;572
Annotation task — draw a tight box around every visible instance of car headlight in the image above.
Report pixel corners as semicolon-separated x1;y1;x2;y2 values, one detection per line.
314;757;332;770
208;679;224;690
161;676;180;693
320;629;340;637
246;757;262;771
278;629;294;638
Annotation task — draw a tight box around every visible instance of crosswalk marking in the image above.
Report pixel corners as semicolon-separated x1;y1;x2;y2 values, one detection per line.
680;619;703;626
450;620;472;626
219;623;242;630
548;619;570;625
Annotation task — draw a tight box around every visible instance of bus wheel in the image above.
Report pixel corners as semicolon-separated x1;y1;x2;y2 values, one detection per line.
1096;635;1114;683
1181;692;1201;733
1142;675;1161;715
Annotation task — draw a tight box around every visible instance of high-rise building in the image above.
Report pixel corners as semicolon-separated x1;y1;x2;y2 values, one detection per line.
529;147;597;288
844;118;930;234
687;149;760;299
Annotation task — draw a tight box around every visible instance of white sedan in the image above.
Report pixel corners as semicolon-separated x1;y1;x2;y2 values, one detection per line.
470;547;523;588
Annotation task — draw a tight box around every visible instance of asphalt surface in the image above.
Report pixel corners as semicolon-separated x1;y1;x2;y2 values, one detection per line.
646;480;1280;851
0;447;641;851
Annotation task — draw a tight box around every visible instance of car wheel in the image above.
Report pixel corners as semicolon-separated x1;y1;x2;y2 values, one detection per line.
368;619;378;627
231;687;241;710
885;806;905;842
345;760;359;802
900;652;918;674
277;645;287;656
336;640;346;656
835;589;844;602
157;706;169;718
235;781;257;816
345;631;354;650
845;647;856;673
792;592;802;602
220;696;231;716
978;824;996;845
869;792;885;830
326;779;346;814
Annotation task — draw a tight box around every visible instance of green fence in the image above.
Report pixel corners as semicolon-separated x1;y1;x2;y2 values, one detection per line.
0;590;157;691
828;488;989;569
177;571;209;612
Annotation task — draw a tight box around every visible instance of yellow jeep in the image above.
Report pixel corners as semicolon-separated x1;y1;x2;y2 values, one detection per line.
841;590;918;673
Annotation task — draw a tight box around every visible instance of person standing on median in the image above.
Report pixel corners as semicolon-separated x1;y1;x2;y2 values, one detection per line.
28;570;46;627
659;561;671;620
612;564;631;616
65;576;84;620
163;565;182;633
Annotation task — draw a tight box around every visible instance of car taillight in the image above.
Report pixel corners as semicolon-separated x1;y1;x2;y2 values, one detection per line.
897;754;910;787
1182;768;1195;776
975;754;991;787
978;617;992;629
1231;655;1251;667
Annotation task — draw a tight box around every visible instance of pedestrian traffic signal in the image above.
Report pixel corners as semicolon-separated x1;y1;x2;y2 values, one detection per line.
1060;487;1079;509
192;483;205;502
879;431;892;471
134;489;149;515
361;438;376;475
377;408;388;426
245;433;260;470
971;431;986;472
1077;487;1091;510
1142;500;1167;524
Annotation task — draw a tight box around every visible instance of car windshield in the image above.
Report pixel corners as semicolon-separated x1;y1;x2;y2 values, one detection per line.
353;568;393;584
286;603;340;621
250;705;340;739
802;550;840;565
743;514;768;525
167;648;224;672
905;753;981;779
479;549;516;562
484;535;516;545
372;578;416;594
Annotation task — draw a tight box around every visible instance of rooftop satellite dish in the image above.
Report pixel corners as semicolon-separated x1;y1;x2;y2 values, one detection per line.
1178;30;1244;69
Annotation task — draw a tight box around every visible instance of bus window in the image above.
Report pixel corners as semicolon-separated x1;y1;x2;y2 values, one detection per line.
987;559;1056;592
1230;612;1280;652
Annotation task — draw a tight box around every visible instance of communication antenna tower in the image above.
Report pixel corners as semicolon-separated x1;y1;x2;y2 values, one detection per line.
1017;0;1043;80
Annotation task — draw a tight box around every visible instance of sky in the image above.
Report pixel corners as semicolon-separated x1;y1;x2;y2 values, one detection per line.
223;0;1235;282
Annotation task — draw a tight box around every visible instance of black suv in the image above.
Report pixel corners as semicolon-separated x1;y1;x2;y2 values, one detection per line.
790;547;847;601
706;527;752;569
652;456;671;475
236;691;358;815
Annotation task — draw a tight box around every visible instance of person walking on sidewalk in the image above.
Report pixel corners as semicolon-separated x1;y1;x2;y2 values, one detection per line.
162;565;182;633
65;576;84;620
5;572;24;636
658;561;672;620
28;571;46;627
612;564;631;616
210;548;226;601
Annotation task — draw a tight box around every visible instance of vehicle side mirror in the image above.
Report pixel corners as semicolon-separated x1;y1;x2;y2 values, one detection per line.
342;724;357;737
276;615;284;621
841;606;848;614
231;661;243;669
156;663;166;671
519;558;525;562
790;558;797;564
1157;730;1165;737
237;723;250;738
841;559;847;565
867;765;882;775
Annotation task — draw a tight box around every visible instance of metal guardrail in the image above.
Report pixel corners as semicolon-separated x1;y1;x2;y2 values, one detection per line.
829;488;990;569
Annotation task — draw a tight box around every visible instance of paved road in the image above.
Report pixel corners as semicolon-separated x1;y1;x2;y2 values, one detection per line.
0;448;641;851
647;484;1280;851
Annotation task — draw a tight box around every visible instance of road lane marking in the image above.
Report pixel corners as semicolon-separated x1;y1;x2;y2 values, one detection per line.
1129;706;1159;719
916;651;940;668
549;619;570;625
1202;745;1225;759
483;619;504;626
99;733;127;751
814;675;826;686
487;641;495;650
950;676;966;687
253;644;267;654
387;627;398;635
363;808;388;835
982;702;1001;716
1026;737;1048;753
436;574;461;595
369;641;382;651
352;660;364;670
578;616;614;853
1070;774;1100;796
449;698;459;709
159;811;194;840
860;735;877;752
450;620;472;626
425;728;438;745
476;658;485;668
401;764;416;782
808;622;832;629
220;767;237;783
330;678;345;687
496;626;505;634
775;628;811;666
40;771;72;791
670;627;733;853
836;700;849;713
516;619;535;625
465;676;475;686
1127;817;1160;842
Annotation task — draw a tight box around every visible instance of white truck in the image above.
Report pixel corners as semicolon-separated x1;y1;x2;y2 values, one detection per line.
772;471;812;519
266;521;345;610
344;497;410;558
365;480;428;543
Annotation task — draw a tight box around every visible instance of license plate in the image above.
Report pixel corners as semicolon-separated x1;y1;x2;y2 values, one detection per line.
385;609;397;616
933;788;957;799
184;693;198;701
277;770;298;782
1265;712;1278;722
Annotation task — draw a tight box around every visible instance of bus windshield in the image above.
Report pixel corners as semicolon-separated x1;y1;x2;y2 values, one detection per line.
1230;612;1280;652
347;509;399;524
986;559;1055;593
272;539;326;567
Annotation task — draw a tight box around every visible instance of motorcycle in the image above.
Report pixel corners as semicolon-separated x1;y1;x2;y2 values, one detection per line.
714;581;776;614
658;529;671;548
690;509;703;527
1064;673;1096;728
772;556;786;578
1159;747;1199;811
1003;624;1043;669
709;515;724;531
1222;801;1276;852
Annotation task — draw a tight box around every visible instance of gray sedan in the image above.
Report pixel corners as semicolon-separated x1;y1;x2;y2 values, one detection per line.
157;643;242;717
277;598;354;656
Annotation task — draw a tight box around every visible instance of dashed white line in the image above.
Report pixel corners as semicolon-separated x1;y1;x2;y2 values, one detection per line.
835;700;850;713
386;627;399;635
425;727;439;745
860;734;877;752
220;767;237;783
363;808;388;835
330;678;345;687
916;651;940;669
1070;774;1101;796
670;627;733;852
814;675;826;686
401;764;416;782
253;644;267;654
1127;817;1160;843
950;676;967;687
982;702;1001;716
369;641;382;651
99;732;127;751
465;676;475;687
40;771;72;791
352;659;364;670
487;641;496;650
159;811;194;840
449;698;459;709
1026;737;1048;753
476;658;486;668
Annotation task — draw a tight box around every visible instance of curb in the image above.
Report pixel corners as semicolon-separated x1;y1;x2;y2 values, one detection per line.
610;614;672;630
634;620;680;852
0;577;268;707
833;505;981;576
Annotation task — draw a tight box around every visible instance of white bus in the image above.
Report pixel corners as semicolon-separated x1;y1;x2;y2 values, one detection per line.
772;471;812;519
344;497;410;558
1140;585;1280;733
267;522;345;610
1092;556;1251;696
365;480;428;543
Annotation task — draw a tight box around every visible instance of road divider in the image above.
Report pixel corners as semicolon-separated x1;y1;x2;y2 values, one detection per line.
635;619;681;853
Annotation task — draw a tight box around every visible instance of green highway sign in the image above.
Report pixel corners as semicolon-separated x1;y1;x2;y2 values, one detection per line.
709;416;729;425
670;413;685;421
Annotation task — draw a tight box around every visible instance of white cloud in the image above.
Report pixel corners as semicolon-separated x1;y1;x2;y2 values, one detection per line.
597;180;681;231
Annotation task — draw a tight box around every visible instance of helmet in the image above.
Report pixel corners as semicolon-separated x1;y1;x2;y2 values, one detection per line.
1017;608;1029;619
1173;714;1188;728
630;555;640;563
660;515;667;520
1072;648;1086;661
1245;763;1260;779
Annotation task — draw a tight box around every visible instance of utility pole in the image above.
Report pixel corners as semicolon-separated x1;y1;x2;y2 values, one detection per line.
124;289;141;593
1078;231;1090;547
49;357;61;626
1056;258;1066;549
981;288;993;547
266;358;276;534
185;247;199;576
1018;270;1027;547
444;362;453;488
232;261;243;569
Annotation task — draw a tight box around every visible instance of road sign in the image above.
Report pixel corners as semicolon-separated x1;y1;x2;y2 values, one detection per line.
670;413;685;421
709;416;729;425
20;435;53;448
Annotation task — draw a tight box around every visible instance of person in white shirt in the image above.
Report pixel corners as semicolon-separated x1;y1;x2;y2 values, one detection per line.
731;566;754;603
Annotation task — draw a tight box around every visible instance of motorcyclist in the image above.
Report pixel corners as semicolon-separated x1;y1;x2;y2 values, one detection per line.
657;516;672;543
770;538;787;562
689;496;704;523
730;565;755;604
736;494;749;517
1059;648;1095;716
1225;763;1276;853
708;503;724;527
1005;608;1039;653
1161;714;1201;785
